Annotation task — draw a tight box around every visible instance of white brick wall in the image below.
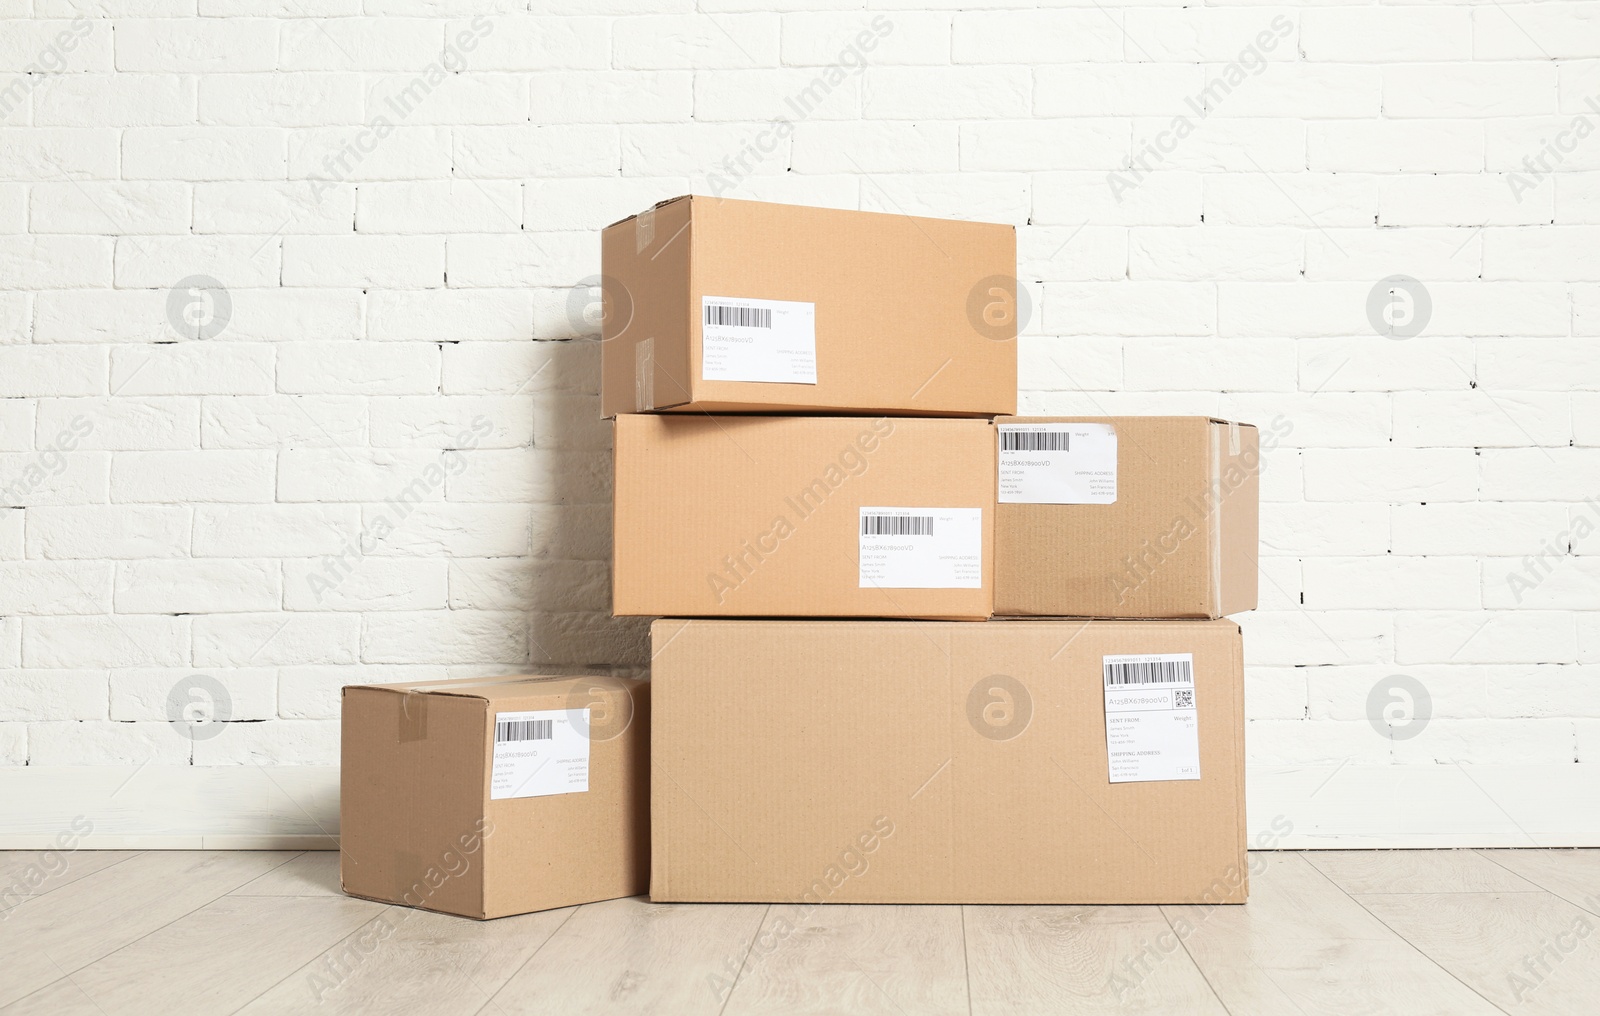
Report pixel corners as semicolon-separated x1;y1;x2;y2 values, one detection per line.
0;4;1594;821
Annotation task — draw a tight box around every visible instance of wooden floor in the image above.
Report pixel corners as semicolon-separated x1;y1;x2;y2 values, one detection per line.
0;850;1595;1015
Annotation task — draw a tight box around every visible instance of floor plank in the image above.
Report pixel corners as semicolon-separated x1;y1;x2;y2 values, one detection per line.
1305;848;1544;894
481;896;768;1016
964;905;1227;1015
237;901;575;1016
1477;849;1600;917
0;850;293;1008
0;850;143;915
1359;890;1600;1016
722;904;967;1016
0;896;382;1016
1168;852;1504;1015
230;851;341;897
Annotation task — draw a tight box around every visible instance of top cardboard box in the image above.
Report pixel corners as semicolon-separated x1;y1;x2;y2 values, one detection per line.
599;195;1018;419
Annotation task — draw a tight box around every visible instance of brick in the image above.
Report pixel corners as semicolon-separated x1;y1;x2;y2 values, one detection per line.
368;396;532;449
27;722;190;765
1304;448;1478;502
0;451;109;507
199;73;363;127
201;395;367;450
445;232;591;288
0;18;111;72
110;345;275;397
364;72;526;126
1308;120;1484;174
276;342;438;396
781;12;945;67
441;340;599;397
1035;170;1201;227
1483;448;1600;500
1042;282;1214;336
357;181;521;234
362;610;528;664
447;16;609;70
452;124;619;179
1129;227;1303;281
960;120;1127;172
193;612;359;667
192;719;339;766
1473;3;1600;61
287;126;452;183
1304;557;1481;611
857;172;1028;223
1299;338;1475;392
1379;174;1553;227
285;557;446;611
277;448;448;503
0;561;111;614
114;235;279;290
1302;8;1473;62
532;71;692;123
621;123;792;179
0;345;106;396
952;10;1118;64
26;505;191;560
791;121;956;175
450;558;608;612
1394;391;1570;447
1242;609;1392;667
111;450;274;503
0;670;106;722
1263;503;1390;556
109;667;275;723
115;559;280;614
36;397;199;450
0;236;111;289
279;18;444;71
192;504;360;558
1485;226;1600;281
192;181;354;235
1304;228;1483;282
280;664;442;719
123;127;286;181
1123;338;1296;392
694;68;860;121
0;128;119;180
115;18;277;73
24;614;190;668
34;74;195;127
865;67;1028;119
613;14;778;69
1396;611;1576;665
362;503;531;558
368;289;532;343
1205;174;1377;229
1393;503;1573;557
1384;64;1557;119
30;181;189;234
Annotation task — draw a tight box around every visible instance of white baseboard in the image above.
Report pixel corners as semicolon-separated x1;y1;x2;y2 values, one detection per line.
0;763;1595;850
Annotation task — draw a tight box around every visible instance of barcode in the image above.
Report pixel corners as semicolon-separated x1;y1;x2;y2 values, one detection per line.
705;304;771;329
1103;659;1193;687
496;719;553;743
862;514;934;536
1001;430;1070;452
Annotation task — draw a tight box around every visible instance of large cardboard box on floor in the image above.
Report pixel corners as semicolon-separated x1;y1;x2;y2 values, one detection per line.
599;195;1018;418
612;414;996;619
995;416;1262;619
341;675;648;920
650;618;1247;905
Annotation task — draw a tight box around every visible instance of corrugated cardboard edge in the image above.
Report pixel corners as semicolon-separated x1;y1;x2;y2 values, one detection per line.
647;619;698;902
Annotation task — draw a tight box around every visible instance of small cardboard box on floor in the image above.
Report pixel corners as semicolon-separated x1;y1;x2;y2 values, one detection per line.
341;675;648;920
600;195;1018;418
995;416;1262;618
612;414;995;619
650;618;1247;905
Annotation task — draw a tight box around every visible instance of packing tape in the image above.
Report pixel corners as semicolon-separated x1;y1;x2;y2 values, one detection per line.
636;206;656;254
1209;424;1225;610
397;693;428;743
634;337;655;412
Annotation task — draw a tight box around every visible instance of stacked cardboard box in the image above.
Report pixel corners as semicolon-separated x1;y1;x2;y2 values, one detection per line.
339;195;1261;918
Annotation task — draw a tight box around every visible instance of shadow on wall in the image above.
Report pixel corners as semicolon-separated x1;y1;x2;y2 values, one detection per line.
528;337;650;678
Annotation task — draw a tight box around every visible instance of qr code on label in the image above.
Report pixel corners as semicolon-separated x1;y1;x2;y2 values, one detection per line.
1174;689;1194;708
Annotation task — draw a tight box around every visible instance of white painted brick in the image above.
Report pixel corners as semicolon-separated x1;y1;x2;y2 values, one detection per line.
1485;556;1600;609
1035;170;1201;227
0;560;111;614
1396;611;1576;665
218;289;365;344
525;180;692;235
1486;666;1600;718
1557;173;1600;225
27;721;190;765
448;448;610;504
1477;337;1594;396
1241;609;1392;667
1473;3;1600;61
952;10;1117;64
123;127;286;181
1425;283;1572;337
1042;282;1213;336
1578;394;1600;445
279;18;443;71
857;172;1028;223
1483;448;1600;500
781;12;944;67
450;558;607;612
0;185;22;234
30;181;189;234
1395;391;1570;447
1302;9;1473;62
1308;120;1484;174
1584;615;1600;663
1379;174;1553;227
368;289;531;342
1129;227;1302;281
1119;8;1296;62
0;451;109;507
532;71;692;123
192;504;360;558
1393;503;1573;557
277;448;447;503
1393;719;1576;766
194;612;358;667
276;341;438;396
1124;337;1296;392
614;14;778;70
1204;173;1376;229
0;401;32;452
361;610;528;664
1213;65;1381;120
0;670;105;721
445;232;591;288
1018;226;1128;283
1485;226;1600;281
1263;503;1389;556
114;236;279;293
200;395;366;450
1305;228;1483;282
286;126;452;182
1384;64;1557;119
363;502;530;558
369;396;531;449
24;614;189;668
0;236;111;289
282;235;444;289
1035;65;1202;117
33;73;195;127
533;392;609;451
199;73;363;128
959;120;1127;172
448;16;608;70
1486;117;1600;175
115;559;280;613
26;505;190;560
441;340;599;397
357;181;521;234
1128;117;1305;173
0;128;119;180
1300;338;1475;392
865;67;1028;119
115;18;276;73
1304;447;1479;502
110;345;274;397
1217;393;1390;448
192;719;339;766
109;667;275;722
452;124;619;179
284;557;447;611
192;182;355;235
36;397;198;450
1579;285;1600;336
530;503;609;562
0;507;19;558
621;123;792;180
694;68;861;121
0;18;111;72
111;450;275;503
1304;557;1481;611
364;72;526;126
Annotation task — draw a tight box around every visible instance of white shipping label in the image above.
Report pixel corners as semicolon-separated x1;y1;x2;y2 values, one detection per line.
858;507;983;589
998;422;1117;504
1102;653;1200;784
489;708;590;801
701;296;817;385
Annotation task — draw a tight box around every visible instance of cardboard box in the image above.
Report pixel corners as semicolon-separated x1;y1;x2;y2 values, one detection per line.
995;416;1260;619
612;414;996;619
340;675;648;920
599;195;1017;418
650;618;1247;905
